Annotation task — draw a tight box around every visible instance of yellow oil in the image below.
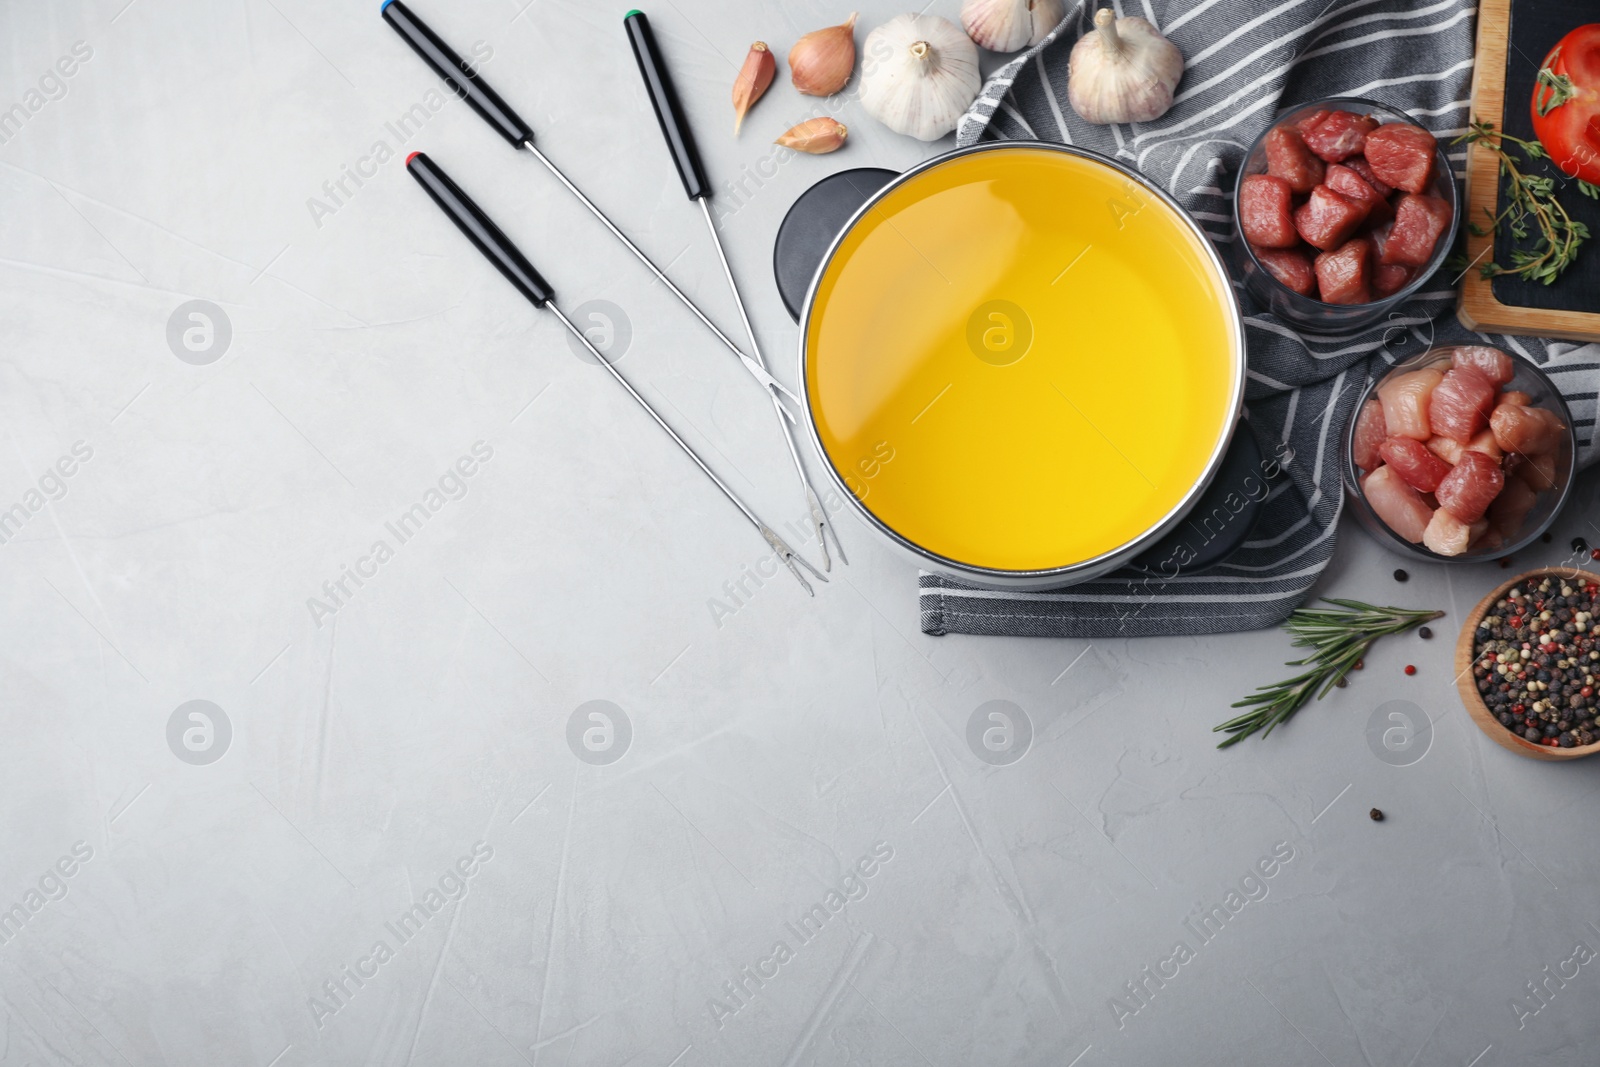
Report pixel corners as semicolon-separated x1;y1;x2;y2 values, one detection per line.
805;146;1239;572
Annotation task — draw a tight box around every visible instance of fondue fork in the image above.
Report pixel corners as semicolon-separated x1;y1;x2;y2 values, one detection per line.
624;10;848;571
407;152;825;594
380;0;800;422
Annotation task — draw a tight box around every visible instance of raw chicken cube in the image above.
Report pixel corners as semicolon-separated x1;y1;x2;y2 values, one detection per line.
1381;194;1451;266
1239;175;1299;248
1252;245;1317;295
1451;345;1515;385
1302;110;1380;162
1488;477;1539;539
1325;163;1391;222
1379;436;1453;492
1430;431;1503;465
1363;123;1438;193
1364;465;1434;543
1465;429;1504;463
1501;390;1533;407
1351;398;1388;471
1429;365;1498;441
1295;184;1368;250
1314;237;1373;304
1264;126;1326;194
1423;508;1486;557
1347;157;1394;197
1490;403;1564;455
1436;450;1504;524
1509;450;1560;492
1426;435;1463;465
1378;366;1443;440
1373;263;1414;297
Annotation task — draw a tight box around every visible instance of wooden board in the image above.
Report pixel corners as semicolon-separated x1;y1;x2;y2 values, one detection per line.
1457;0;1600;342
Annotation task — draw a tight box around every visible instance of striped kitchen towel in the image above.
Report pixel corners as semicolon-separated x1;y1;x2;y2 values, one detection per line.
919;0;1600;638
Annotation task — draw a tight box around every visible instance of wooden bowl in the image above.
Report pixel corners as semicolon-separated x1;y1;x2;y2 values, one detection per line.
1455;567;1600;761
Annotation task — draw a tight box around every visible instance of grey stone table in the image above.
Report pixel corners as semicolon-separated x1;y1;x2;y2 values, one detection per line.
3;1;1599;1064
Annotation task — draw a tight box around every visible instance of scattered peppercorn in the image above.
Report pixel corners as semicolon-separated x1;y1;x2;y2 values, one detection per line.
1500;557;1513;568
1394;569;1409;582
1335;677;1348;688
1542;532;1553;544
1591;549;1600;561
1370;808;1384;821
1575;537;1590;554
1404;664;1417;675
1353;659;1364;670
1418;626;1433;640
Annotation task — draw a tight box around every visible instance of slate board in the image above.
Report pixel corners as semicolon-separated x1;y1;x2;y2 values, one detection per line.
1489;3;1600;312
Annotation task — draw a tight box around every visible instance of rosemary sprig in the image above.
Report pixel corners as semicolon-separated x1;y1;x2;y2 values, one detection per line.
1213;599;1445;748
1448;120;1591;285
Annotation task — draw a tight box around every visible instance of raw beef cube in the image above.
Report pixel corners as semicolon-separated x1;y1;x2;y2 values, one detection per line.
1325;163;1391;222
1252;245;1317;295
1436;450;1504;524
1239;175;1299;248
1373;263;1414;297
1378;366;1444;440
1423;508;1485;557
1379;436;1453;492
1488;477;1539;538
1429;365;1498;441
1313;237;1373;304
1347;157;1393;197
1381;194;1451;266
1363;123;1438;193
1509;450;1560;492
1501;390;1533;407
1352;398;1388;471
1369;217;1394;261
1490;403;1564;455
1364;465;1433;543
1295;185;1368;250
1292;109;1330;136
1451;345;1515;385
1264;126;1326;194
1303;110;1380;162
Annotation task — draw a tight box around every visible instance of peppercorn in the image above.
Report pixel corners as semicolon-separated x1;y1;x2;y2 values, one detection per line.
1575;537;1590;554
1394;569;1409;582
1404;664;1417;676
1418;626;1433;640
1369;808;1384;821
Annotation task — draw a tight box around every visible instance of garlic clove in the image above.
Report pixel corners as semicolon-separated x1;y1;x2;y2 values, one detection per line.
789;13;858;96
776;117;849;154
859;14;981;142
1067;7;1184;125
962;0;1066;54
732;41;776;135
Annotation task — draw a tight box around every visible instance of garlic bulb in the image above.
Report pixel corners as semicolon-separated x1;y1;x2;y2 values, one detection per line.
1067;8;1183;124
789;14;858;96
962;0;1066;53
859;14;981;142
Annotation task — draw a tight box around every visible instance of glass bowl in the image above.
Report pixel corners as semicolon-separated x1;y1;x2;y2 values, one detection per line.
1342;347;1577;563
1232;97;1459;333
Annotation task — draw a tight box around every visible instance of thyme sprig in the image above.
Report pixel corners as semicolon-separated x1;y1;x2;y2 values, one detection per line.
1213;600;1445;748
1448;120;1592;285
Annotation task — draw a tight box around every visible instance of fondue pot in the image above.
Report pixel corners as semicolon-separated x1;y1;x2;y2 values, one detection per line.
775;142;1258;591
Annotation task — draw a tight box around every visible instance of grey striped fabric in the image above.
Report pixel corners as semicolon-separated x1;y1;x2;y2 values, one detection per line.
919;0;1600;639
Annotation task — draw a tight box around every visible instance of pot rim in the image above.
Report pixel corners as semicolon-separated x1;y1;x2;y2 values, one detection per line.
794;140;1248;587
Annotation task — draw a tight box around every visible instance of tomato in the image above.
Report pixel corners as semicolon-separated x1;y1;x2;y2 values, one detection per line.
1530;23;1600;185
